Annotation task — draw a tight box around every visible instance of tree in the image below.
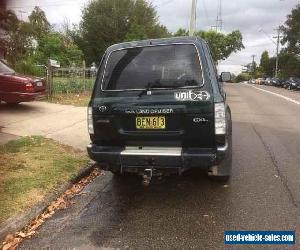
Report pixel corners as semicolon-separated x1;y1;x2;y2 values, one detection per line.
34;32;83;66
1;7;83;72
260;51;269;73
196;30;244;62
0;9;19;59
279;4;300;77
28;6;51;41
281;4;300;56
173;28;244;62
173;28;189;37
277;51;300;77
259;51;274;77
76;0;169;64
235;73;251;82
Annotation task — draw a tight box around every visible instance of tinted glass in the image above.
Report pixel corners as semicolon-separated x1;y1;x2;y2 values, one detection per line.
0;61;14;74
102;44;202;90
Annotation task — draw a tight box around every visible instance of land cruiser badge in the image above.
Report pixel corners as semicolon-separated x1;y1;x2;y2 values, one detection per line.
174;90;210;101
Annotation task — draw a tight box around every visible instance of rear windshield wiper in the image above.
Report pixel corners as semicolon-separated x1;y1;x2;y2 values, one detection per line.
138;79;200;97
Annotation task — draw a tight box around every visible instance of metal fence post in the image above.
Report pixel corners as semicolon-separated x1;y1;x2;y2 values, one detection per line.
83;60;86;92
47;60;53;99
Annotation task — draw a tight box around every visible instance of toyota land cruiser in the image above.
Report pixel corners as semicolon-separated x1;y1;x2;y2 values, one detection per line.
87;37;232;182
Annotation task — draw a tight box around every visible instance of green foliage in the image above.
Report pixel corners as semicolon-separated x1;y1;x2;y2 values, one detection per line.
28;6;51;41
278;52;300;77
33;32;84;67
259;51;271;76
52;78;94;94
235;73;251;83
196;30;244;62
257;6;300;78
1;7;84;72
173;28;244;62
0;9;34;66
76;0;169;64
14;56;44;76
281;4;300;56
173;28;189;36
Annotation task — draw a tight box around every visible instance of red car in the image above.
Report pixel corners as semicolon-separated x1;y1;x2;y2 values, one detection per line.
0;60;47;104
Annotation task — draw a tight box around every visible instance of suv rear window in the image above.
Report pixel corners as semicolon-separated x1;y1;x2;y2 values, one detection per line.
101;44;203;90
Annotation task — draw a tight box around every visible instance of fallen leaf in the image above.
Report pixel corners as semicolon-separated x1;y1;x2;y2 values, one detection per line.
17;232;26;238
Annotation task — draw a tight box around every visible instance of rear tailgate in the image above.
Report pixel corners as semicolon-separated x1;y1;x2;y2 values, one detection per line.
92;88;215;148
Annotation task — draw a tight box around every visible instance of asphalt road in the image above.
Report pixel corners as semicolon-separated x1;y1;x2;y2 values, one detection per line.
19;83;299;249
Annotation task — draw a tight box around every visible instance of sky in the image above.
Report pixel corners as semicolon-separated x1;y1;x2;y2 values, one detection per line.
7;0;300;74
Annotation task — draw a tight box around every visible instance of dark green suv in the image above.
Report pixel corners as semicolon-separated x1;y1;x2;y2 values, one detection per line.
87;37;232;182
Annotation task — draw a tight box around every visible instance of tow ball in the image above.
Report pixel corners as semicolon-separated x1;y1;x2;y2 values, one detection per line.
142;168;153;186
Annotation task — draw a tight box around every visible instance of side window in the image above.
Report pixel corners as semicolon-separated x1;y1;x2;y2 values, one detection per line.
202;42;225;95
93;53;107;96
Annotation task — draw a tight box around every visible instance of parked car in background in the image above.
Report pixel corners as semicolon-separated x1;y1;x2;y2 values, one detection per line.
249;79;256;84
265;77;272;85
255;78;265;85
0;60;46;104
283;77;300;90
271;77;282;87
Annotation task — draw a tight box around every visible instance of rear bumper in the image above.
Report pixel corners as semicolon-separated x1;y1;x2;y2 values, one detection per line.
87;143;229;172
0;91;46;102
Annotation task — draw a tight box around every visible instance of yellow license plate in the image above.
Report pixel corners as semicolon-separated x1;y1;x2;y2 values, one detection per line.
136;116;166;129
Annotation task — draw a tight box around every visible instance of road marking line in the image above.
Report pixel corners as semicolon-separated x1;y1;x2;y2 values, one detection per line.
244;84;300;105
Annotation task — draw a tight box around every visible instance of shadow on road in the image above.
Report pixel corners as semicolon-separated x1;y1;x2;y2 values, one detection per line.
0;102;41;113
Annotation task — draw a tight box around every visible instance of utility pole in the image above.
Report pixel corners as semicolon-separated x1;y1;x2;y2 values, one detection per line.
189;0;197;36
274;28;281;78
216;0;223;31
251;54;256;78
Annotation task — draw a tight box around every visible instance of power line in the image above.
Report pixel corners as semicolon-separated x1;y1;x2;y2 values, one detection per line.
258;27;277;46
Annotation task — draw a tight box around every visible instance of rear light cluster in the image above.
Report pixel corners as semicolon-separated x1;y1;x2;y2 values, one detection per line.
214;102;226;135
25;83;34;92
87;107;94;134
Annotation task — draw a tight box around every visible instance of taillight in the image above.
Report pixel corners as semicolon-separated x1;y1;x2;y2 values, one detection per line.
215;102;226;135
25;83;34;92
87;107;94;134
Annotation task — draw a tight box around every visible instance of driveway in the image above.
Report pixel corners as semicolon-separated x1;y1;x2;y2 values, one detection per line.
0;101;89;150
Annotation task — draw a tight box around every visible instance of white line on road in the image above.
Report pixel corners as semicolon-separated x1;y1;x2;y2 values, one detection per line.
244;84;300;106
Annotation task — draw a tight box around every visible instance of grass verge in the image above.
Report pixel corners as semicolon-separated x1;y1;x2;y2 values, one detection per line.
0;136;89;223
46;91;91;107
